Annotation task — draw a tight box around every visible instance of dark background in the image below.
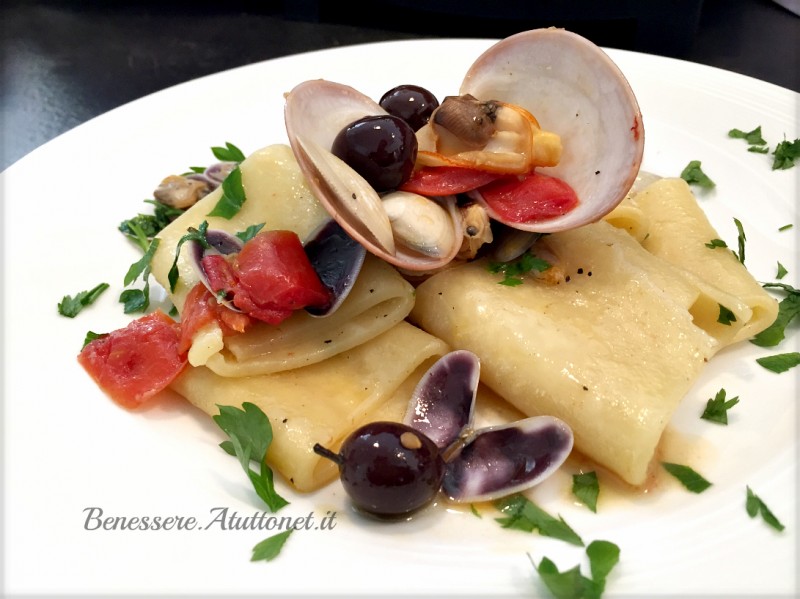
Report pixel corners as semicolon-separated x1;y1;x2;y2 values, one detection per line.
2;0;798;171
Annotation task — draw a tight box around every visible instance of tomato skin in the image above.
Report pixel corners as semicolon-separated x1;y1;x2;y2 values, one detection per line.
399;166;502;196
78;311;186;409
476;172;578;223
201;230;332;325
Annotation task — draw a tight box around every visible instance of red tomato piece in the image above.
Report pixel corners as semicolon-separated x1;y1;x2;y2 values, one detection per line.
201;231;332;325
476;172;578;223
78;311;186;409
399;166;503;196
178;283;252;355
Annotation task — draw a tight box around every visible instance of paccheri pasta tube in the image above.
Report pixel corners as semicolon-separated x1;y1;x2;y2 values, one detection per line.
150;145;450;491
410;177;778;486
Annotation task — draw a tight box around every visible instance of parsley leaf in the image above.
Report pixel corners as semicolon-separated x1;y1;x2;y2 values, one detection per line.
211;141;246;163
81;331;106;349
771;138;800;170
495;494;583;546
572;472;599;513
487;252;551;286
207;165;247;219
728;126;768;147
776;262;788;279
705;238;728;249
167;221;210;292
661;462;712;493
778;223;793;232
119;200;184;250
700;388;739;424
119;238;160;314
58;283;110;318
530;540;620;599
213;402;289;512
251;530;293;562
732;217;746;265
680;160;715;189
755;352;800;373
746;486;785;532
751;283;800;347
717;304;737;326
236;222;266;243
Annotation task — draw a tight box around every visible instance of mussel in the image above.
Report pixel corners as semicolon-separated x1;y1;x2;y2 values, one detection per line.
284;28;644;272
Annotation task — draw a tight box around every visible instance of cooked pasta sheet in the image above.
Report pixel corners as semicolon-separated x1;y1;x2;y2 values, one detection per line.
620;178;778;345
149;144;444;491
411;180;778;486
172;322;449;492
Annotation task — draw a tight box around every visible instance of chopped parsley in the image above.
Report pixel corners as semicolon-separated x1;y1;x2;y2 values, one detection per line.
700;388;739;424
680;160;715;189
207;165;247;219
530;540;620;599
214;402;289;512
251;530;293;562
119;200;185;251
495;494;583;546
167;221;211;292
728;126;768;148
572;472;599;513
119;238;160;314
717;304;737;326
751;282;800;347
771;137;800;170
661;462;712;493
756;352;800;373
58;282;109;318
211;141;246;163
732;218;746;265
487;252;551;286
81;330;105;349
746;486;785;532
236;222;266;243
778;223;793;232
776;262;788;279
705;238;728;249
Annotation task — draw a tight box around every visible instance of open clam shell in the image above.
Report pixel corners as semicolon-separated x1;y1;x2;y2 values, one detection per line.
442;416;574;503
461;28;644;232
285;80;463;272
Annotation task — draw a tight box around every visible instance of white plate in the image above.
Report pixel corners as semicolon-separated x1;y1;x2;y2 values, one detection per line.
3;39;798;597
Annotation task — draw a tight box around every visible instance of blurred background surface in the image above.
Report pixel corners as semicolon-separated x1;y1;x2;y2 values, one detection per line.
2;0;798;170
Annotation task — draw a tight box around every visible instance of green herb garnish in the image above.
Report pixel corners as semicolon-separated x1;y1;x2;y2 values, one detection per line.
207;165;247;219
572;472;599;513
771;137;800;170
236;222;266;243
705;238;727;249
167;221;210;292
119;200;184;251
746;486;785;531
700;388;739;424
495;494;583;546
776;262;788;279
680;160;715;189
728;126;768;148
119;238;160;314
751;282;800;347
755;352;800;373
488;252;551;286
732;218;746;265
58;282;110;318
213;402;289;512
717;304;737;325
211;141;246;163
81;331;106;349
530;540;620;599
778;223;793;232
251;530;293;562
661;462;712;493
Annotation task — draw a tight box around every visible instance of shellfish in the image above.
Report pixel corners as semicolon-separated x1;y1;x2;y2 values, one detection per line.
284;28;644;271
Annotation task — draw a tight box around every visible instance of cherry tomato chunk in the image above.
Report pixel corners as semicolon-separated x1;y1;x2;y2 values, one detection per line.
399;166;503;196
78;311;186;409
202;230;332;325
477;172;578;223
